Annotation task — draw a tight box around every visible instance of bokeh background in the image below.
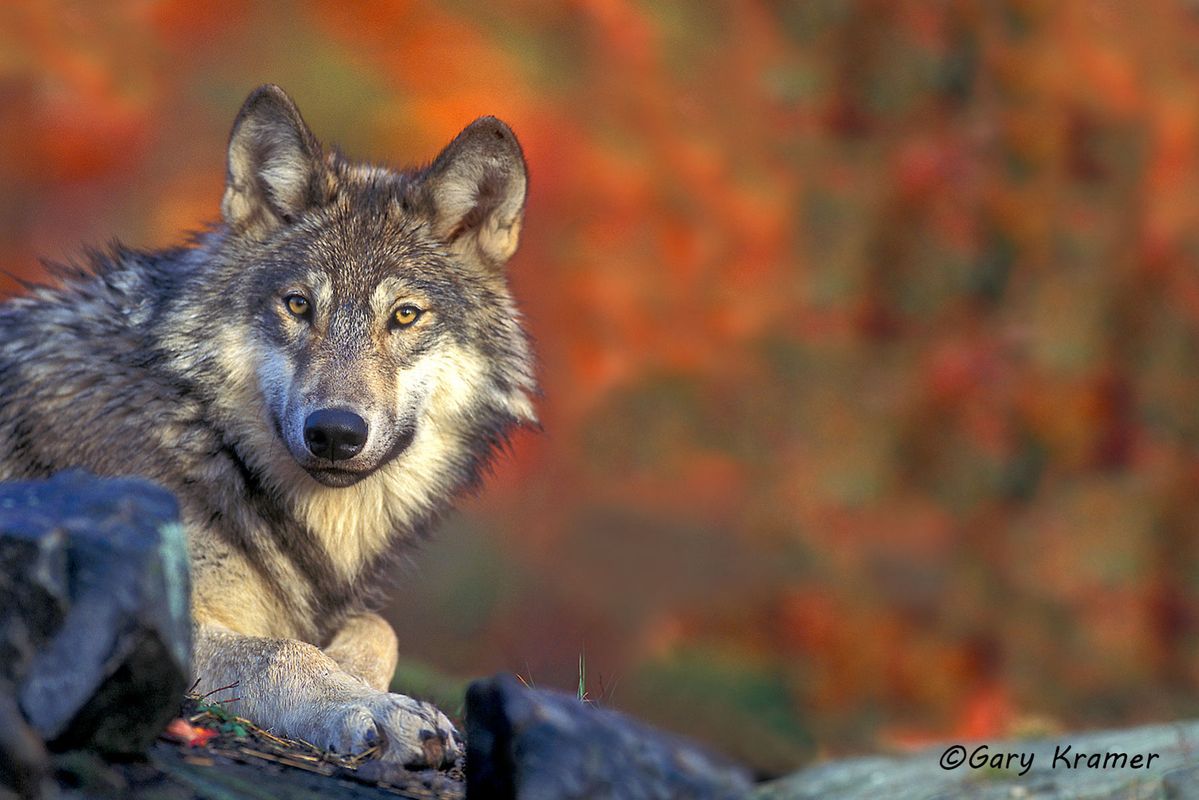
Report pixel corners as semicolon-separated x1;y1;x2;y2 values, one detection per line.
5;0;1199;777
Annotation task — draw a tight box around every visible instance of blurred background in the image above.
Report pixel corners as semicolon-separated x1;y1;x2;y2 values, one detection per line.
5;0;1199;777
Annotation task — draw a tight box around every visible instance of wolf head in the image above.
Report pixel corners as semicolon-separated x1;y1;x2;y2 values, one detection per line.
197;85;536;506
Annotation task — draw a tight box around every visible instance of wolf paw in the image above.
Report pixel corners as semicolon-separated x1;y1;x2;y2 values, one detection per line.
324;692;461;768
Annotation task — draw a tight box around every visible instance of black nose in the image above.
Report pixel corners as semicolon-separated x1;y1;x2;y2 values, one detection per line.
303;409;368;462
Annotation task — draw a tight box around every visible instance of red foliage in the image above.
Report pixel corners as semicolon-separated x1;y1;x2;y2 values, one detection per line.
162;718;218;748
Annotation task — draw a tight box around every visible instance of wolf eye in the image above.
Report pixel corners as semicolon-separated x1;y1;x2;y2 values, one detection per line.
285;294;311;318
392;304;422;328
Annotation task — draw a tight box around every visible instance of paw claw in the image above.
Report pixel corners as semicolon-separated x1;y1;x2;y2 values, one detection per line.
419;732;445;767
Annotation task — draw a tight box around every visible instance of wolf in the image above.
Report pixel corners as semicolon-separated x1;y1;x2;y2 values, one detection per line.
0;85;537;767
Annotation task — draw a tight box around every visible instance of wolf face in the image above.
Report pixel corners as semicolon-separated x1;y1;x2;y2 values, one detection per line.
248;208;491;489
197;87;537;496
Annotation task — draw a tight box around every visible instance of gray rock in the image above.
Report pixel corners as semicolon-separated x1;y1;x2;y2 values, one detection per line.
1165;765;1199;800
0;471;190;759
0;692;51;800
465;673;753;800
753;719;1199;800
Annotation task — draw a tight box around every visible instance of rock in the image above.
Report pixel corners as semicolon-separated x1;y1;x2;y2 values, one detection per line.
0;692;50;800
752;719;1199;800
0;471;191;760
42;744;454;800
464;673;753;800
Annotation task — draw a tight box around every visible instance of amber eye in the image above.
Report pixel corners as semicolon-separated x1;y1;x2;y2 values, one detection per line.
392;304;422;328
285;294;311;318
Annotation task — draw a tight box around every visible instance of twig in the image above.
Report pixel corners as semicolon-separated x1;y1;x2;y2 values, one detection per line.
199;681;240;700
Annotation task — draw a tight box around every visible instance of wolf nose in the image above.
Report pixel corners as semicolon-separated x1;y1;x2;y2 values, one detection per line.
304;409;368;462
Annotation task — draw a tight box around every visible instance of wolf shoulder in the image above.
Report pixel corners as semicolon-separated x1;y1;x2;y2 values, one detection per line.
0;244;221;486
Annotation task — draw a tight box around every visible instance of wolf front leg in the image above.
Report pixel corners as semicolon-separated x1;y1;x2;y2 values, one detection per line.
192;624;460;767
323;613;399;691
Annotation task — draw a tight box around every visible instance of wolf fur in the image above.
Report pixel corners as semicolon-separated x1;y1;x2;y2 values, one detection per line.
0;85;537;766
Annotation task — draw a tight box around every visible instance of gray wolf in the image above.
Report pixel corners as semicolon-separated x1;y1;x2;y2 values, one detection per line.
0;85;537;767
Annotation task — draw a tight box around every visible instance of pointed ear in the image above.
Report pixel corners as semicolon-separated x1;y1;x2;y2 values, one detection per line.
417;117;528;269
221;85;324;235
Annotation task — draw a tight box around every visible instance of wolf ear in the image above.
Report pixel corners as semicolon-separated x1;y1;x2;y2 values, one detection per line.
417;117;528;269
222;85;324;235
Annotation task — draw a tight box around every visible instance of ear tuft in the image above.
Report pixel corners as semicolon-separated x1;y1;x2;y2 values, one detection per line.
418;117;528;269
222;85;324;235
